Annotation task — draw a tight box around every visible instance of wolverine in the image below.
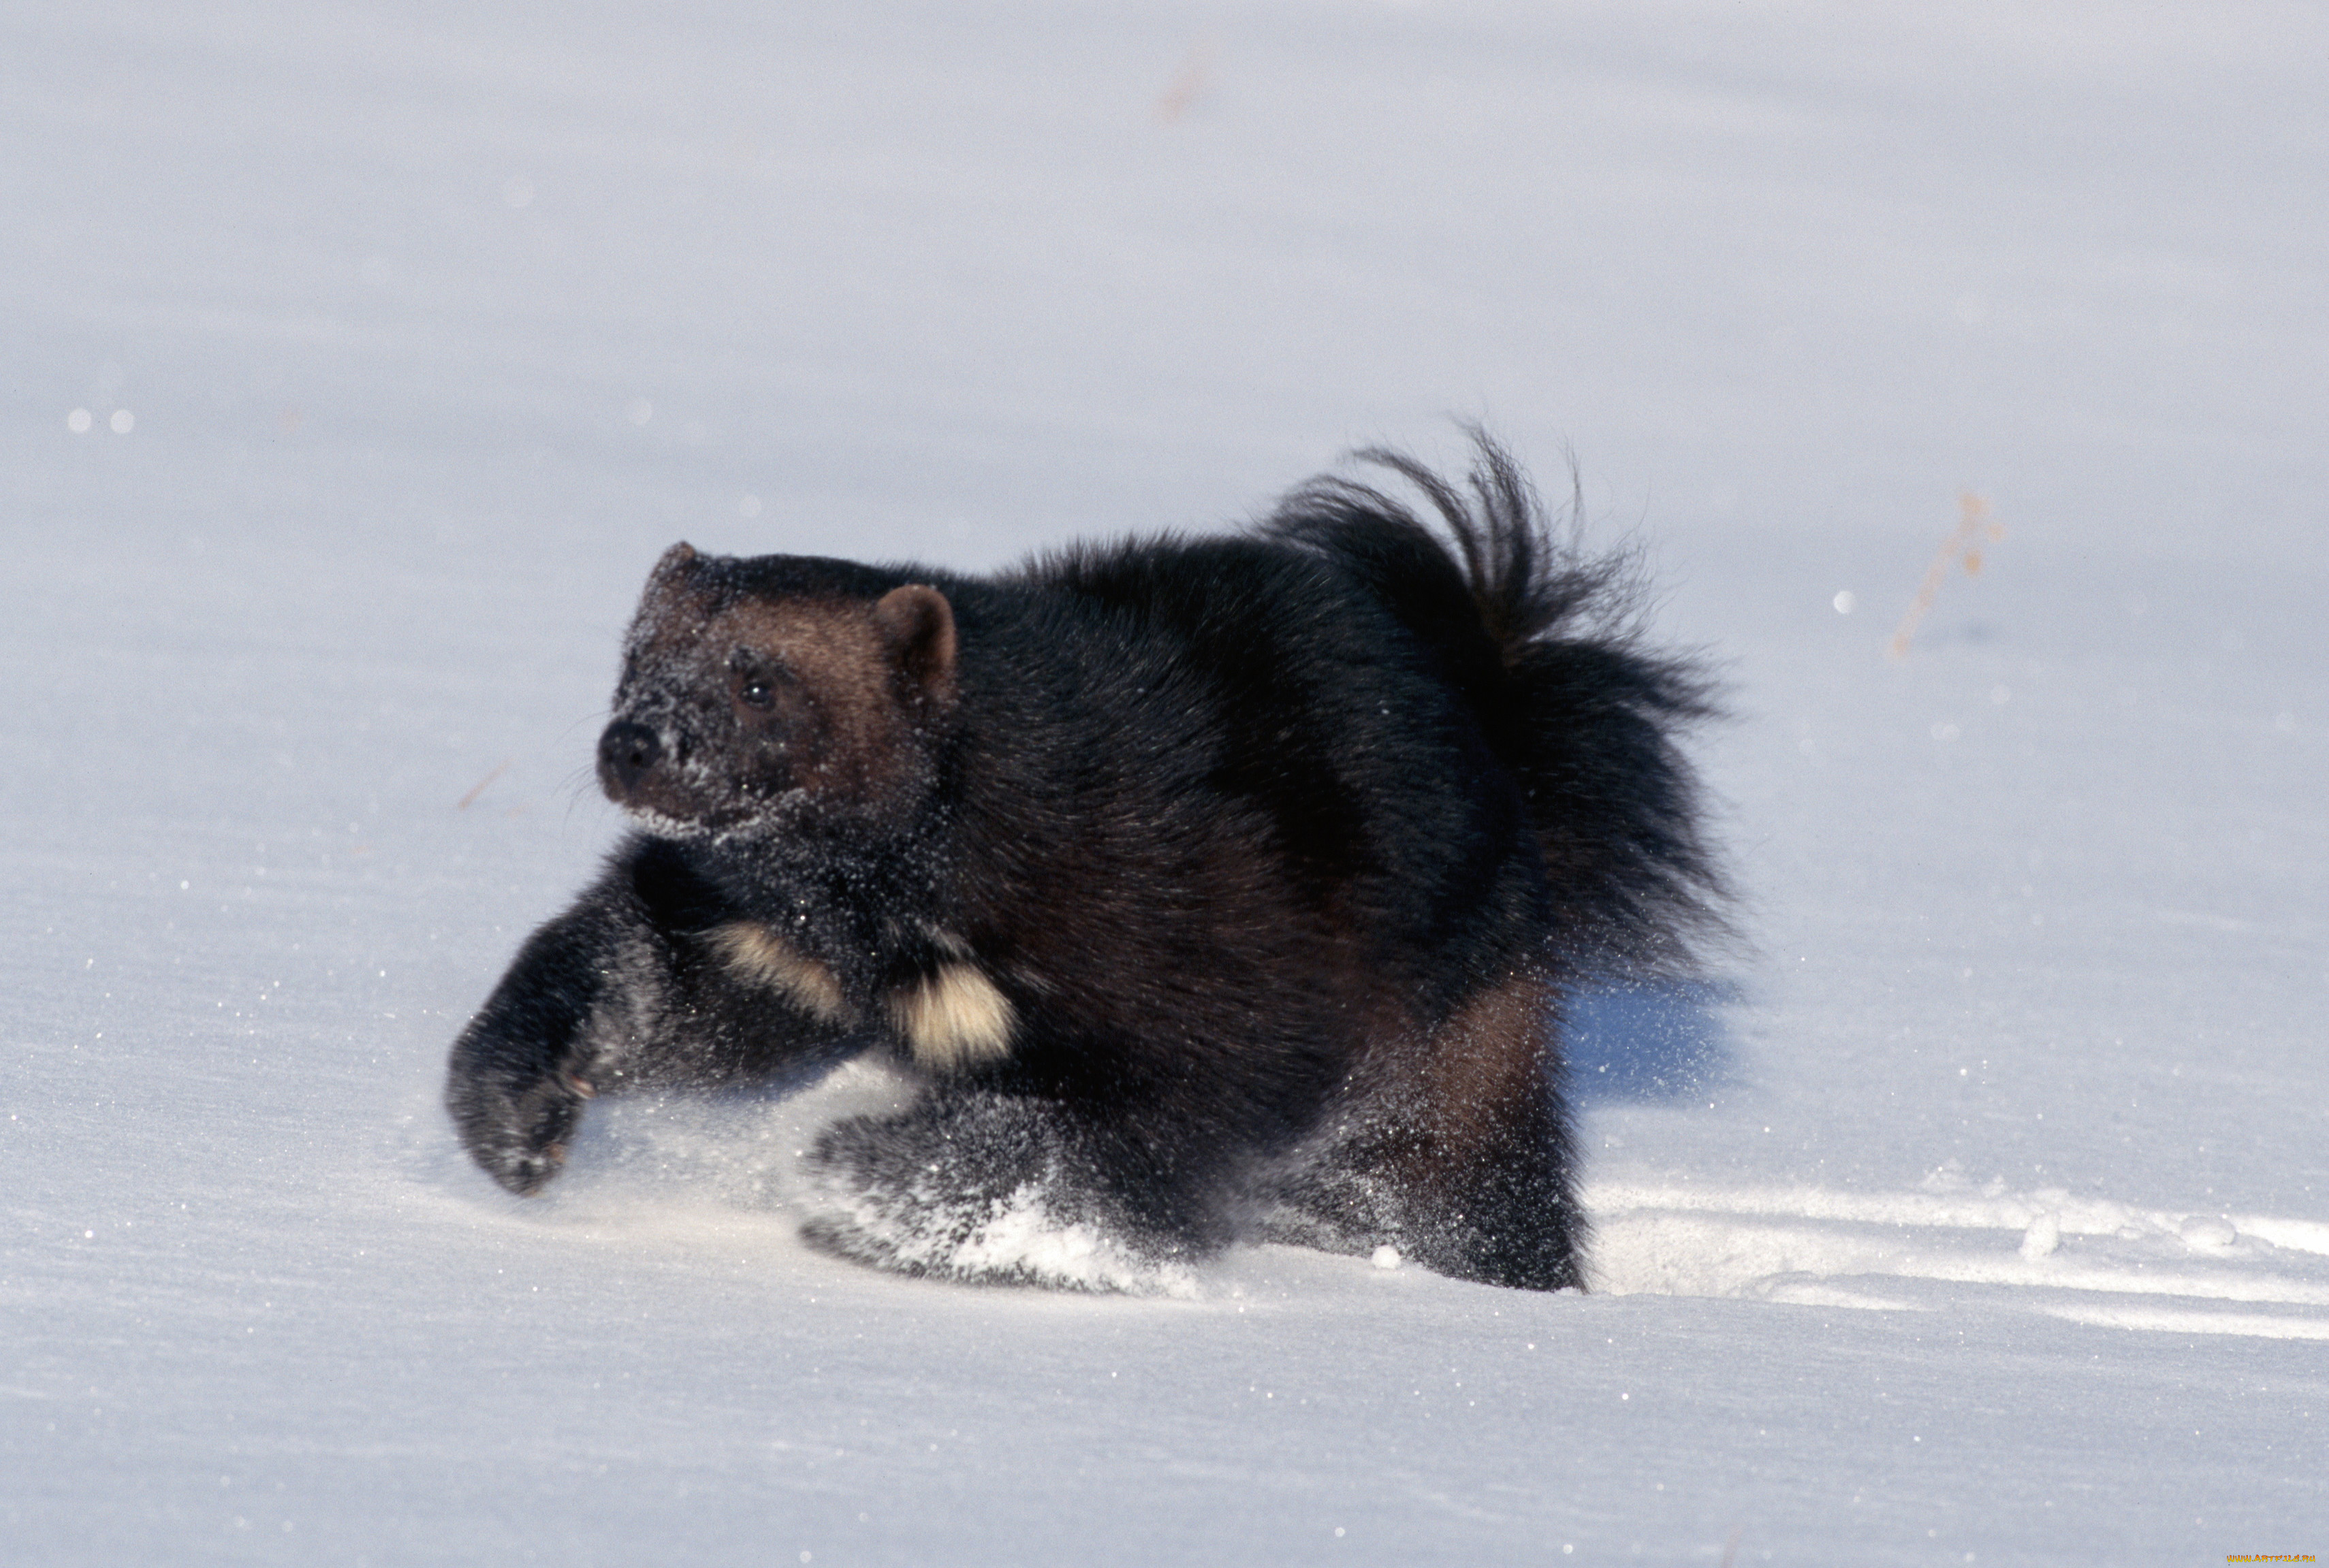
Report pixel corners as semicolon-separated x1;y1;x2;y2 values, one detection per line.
445;436;1724;1291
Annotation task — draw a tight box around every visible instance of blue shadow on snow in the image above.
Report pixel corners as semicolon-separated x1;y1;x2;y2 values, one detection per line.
1559;980;1739;1104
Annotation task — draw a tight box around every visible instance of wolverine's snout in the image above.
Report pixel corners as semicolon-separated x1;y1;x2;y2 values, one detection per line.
597;720;663;801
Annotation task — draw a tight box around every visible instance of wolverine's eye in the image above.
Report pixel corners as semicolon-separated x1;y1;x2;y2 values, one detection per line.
729;650;788;713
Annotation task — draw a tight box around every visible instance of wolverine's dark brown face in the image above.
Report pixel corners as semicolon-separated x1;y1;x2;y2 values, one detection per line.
597;543;958;835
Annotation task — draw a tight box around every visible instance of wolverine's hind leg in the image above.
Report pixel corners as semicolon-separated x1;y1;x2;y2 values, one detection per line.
1273;970;1584;1290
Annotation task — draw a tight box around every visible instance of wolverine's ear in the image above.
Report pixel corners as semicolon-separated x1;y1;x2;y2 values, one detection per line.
873;584;957;703
641;542;701;608
626;543;703;649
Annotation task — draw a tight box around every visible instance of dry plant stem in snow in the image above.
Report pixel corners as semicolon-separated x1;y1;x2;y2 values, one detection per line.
1889;492;2003;659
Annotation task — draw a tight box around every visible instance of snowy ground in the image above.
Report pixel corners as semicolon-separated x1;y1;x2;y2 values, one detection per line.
6;2;2326;1562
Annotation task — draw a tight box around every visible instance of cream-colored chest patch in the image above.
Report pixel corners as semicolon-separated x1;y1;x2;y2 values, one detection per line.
709;921;852;1023
888;962;1016;1072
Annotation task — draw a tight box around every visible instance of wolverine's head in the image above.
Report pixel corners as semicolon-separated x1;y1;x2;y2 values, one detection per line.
597;543;959;836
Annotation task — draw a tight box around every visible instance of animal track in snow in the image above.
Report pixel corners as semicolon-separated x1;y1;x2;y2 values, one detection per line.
1587;1180;2329;1338
470;1070;2329;1326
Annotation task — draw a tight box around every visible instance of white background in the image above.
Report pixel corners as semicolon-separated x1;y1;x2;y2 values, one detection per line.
5;2;2324;1561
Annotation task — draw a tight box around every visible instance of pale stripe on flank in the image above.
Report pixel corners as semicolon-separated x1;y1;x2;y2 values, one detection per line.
889;963;1016;1071
709;921;852;1023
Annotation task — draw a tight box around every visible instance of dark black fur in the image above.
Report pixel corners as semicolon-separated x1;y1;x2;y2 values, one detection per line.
445;438;1723;1290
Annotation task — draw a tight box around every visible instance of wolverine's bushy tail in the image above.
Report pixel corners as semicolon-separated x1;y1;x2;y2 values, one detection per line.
1265;432;1727;972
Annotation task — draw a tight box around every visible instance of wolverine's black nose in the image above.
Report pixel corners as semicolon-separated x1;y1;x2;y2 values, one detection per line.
597;720;663;799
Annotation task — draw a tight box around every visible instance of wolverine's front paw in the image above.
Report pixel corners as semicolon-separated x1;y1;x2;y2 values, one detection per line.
795;1097;1198;1294
447;1066;597;1196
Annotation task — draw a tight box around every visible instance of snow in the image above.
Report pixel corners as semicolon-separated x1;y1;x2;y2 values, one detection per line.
5;0;2325;1562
